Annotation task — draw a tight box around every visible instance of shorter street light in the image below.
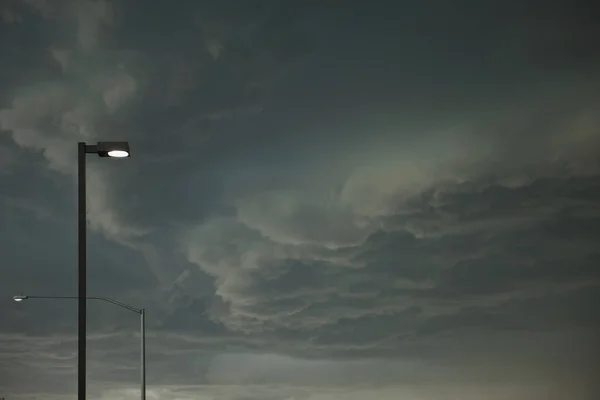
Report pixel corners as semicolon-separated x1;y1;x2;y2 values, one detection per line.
13;294;145;400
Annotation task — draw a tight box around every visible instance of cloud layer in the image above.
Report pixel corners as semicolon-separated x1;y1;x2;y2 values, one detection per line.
1;1;600;399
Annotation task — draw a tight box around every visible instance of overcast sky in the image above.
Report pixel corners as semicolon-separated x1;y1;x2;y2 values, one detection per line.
1;1;599;399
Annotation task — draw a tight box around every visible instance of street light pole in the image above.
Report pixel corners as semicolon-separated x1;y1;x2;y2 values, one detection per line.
77;141;130;400
141;308;145;400
77;142;87;400
13;295;145;400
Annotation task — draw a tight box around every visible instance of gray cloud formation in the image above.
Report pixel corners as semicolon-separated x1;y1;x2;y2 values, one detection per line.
1;1;600;399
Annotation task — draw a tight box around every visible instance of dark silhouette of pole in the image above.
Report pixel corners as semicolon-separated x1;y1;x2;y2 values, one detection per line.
76;141;130;400
141;309;146;400
78;142;87;400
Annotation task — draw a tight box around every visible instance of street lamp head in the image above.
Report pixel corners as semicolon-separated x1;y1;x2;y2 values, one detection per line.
13;295;28;302
96;141;130;158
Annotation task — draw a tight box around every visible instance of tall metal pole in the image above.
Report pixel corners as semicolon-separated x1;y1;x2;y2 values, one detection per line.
77;142;87;400
141;309;146;400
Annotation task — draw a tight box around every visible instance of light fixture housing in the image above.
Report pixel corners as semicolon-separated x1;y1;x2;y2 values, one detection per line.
13;295;28;302
96;141;130;158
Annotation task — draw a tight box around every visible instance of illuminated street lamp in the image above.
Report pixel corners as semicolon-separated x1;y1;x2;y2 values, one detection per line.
78;141;131;400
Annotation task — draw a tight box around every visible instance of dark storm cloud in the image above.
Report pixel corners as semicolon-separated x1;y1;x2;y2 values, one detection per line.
2;1;600;399
182;170;600;327
419;285;600;336
0;0;320;293
0;0;318;223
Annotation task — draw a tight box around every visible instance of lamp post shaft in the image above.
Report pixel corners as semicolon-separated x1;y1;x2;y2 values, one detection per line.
78;142;87;400
141;309;146;400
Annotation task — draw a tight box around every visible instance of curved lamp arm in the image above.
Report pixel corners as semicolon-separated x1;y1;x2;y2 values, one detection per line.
13;295;143;314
